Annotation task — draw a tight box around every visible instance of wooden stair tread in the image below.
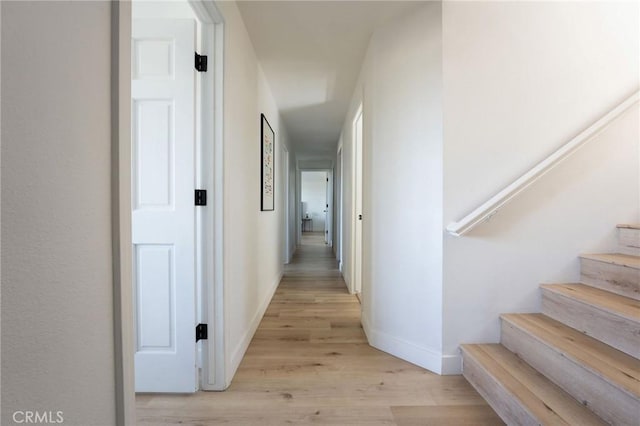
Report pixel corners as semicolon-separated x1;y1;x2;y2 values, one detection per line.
501;313;640;399
617;224;640;230
461;344;606;425
580;252;640;269
541;283;640;321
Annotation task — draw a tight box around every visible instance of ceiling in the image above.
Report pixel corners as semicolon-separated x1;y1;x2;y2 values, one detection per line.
237;1;424;159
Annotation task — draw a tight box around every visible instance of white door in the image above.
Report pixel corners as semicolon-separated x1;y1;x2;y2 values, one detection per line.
324;173;330;244
353;109;363;294
337;148;343;269
132;18;197;393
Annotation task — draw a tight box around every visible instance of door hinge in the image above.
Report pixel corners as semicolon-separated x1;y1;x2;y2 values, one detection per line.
196;323;208;342
195;189;207;206
195;52;208;72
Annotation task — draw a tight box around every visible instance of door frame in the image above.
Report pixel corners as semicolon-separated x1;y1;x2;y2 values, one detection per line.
351;104;363;295
298;168;334;245
282;145;291;263
324;170;333;246
336;145;343;271
112;1;226;423
188;0;226;393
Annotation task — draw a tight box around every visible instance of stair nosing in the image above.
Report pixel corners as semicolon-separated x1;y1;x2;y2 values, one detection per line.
580;253;640;269
500;313;640;400
540;283;640;322
617;224;640;230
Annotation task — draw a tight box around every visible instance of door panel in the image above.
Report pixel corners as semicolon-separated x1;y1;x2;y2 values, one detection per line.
132;18;197;393
133;99;174;208
135;244;174;350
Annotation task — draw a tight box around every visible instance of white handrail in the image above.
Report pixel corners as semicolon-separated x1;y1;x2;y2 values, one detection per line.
447;90;640;237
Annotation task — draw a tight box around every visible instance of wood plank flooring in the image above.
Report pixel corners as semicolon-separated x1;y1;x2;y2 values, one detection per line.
136;233;502;425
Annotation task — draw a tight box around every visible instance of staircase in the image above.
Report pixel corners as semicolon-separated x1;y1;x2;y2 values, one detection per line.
461;224;640;425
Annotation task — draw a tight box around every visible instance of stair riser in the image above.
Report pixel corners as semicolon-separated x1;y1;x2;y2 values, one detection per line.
541;289;640;358
461;349;537;426
580;258;640;300
618;245;640;256
618;227;640;256
501;319;638;426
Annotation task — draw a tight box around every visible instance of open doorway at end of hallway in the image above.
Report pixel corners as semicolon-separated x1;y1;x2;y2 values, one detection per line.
300;170;332;246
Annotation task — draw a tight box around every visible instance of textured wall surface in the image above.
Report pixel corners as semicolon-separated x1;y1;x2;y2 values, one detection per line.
1;2;116;425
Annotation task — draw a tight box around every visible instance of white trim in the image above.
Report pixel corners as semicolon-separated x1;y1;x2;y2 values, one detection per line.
193;0;209;382
188;0;226;391
441;353;462;375
336;145;344;271
325;169;334;247
296;168;301;244
447;90;640;237
112;2;135;424
227;271;282;382
361;312;445;375
283;145;291;264
211;1;226;392
351;104;363;295
298;168;334;241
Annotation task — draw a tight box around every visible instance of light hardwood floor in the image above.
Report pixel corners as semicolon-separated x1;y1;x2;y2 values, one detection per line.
136;234;503;425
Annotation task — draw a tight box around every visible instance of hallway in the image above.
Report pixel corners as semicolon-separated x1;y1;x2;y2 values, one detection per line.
136;236;502;425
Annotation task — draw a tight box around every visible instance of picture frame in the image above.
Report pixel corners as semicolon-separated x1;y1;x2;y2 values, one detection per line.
261;113;275;211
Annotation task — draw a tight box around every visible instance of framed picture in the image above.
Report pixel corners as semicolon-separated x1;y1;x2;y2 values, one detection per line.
261;114;275;211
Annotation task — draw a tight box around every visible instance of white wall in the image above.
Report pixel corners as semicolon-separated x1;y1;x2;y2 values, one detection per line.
216;0;292;385
1;2;116;424
340;2;445;373
301;171;327;232
442;1;640;371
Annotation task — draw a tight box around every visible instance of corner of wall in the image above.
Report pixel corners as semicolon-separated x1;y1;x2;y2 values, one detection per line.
441;353;462;375
361;310;446;375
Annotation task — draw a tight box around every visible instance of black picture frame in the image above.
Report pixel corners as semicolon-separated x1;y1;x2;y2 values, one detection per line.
261;114;275;211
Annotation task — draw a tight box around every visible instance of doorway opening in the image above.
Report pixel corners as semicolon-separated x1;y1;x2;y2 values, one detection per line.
352;105;363;296
283;146;291;263
115;0;225;414
300;170;332;246
336;146;344;271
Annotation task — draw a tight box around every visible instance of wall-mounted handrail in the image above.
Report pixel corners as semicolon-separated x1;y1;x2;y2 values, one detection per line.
447;90;640;237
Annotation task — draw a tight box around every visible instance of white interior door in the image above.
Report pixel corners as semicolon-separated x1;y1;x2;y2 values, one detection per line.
354;110;363;294
337;148;343;269
132;18;197;393
324;172;330;243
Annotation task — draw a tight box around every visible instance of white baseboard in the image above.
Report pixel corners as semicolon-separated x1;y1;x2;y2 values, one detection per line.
361;312;459;375
226;270;282;384
342;270;352;293
441;353;462;375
